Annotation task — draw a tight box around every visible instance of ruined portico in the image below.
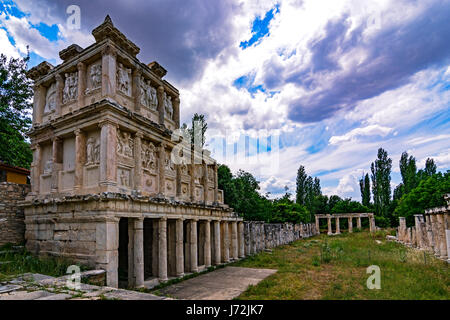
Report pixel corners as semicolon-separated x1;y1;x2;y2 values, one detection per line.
315;213;375;235
23;16;242;288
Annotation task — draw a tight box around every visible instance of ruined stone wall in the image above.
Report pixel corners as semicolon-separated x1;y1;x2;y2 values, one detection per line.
0;182;30;246
244;221;318;255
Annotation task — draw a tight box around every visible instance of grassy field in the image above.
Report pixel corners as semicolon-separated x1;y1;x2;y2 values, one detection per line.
232;230;450;300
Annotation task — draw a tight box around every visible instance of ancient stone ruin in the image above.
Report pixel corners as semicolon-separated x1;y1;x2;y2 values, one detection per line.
23;16;319;289
396;194;449;263
315;213;376;235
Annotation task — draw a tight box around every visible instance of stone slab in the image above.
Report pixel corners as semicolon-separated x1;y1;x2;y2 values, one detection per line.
159;266;277;300
0;290;54;300
36;293;73;300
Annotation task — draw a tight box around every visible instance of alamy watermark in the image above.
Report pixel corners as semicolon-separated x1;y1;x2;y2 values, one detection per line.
66;5;81;30
366;265;381;290
66;265;81;290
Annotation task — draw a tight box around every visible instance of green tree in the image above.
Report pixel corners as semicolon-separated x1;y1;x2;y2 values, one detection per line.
0;53;32;168
295;165;307;205
371;148;392;222
359;173;371;207
399;151;417;194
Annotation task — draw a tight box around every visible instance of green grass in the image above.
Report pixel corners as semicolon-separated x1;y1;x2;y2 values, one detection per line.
232;231;449;300
0;243;88;281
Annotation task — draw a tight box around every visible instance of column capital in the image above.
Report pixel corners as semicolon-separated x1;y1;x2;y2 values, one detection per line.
102;43;117;57
135;131;144;139
52;135;62;142
55;73;64;83
157;85;165;94
98;119;119;129
159;217;167;222
133;68;142;77
77;61;86;71
74;128;83;136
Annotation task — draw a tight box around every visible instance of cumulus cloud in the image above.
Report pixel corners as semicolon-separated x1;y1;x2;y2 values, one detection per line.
329;125;392;145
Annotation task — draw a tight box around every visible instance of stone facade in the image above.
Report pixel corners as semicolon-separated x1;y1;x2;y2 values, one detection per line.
243;221;318;255
23;16;241;288
315;213;376;235
0;182;30;246
396;194;449;263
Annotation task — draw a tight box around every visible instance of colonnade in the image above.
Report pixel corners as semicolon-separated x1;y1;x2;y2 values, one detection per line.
315;213;376;235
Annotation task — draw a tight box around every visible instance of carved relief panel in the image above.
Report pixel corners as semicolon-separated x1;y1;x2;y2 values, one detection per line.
117;130;134;158
84;131;100;188
44;83;56;114
118;167;132;189
141;139;158;194
62;72;78;104
165;150;175;175
140;76;158;110
85;62;102;94
163;92;173;120
117;63;131;96
86;136;100;165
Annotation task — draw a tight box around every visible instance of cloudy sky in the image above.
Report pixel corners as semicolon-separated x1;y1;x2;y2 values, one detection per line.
1;0;449;200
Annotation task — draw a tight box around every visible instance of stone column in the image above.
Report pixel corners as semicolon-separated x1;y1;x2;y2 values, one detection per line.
176;218;184;277
335;217;340;234
437;213;447;259
369;215;375;233
158;217;168;281
398;217;406;242
222;221;230;263
74;129;86;191
315;216;320;234
30;144;41;194
204;220;211;268
190;164;196;202
173;96;180;128
95;219;119;288
231;221;238;260
214;220;221;265
327;216;332;235
157;86;165;126
133;218;144;288
55;74;63;117
348;217;353;233
134;132;143;191
127;220;135;287
430;214;440;256
99;120;118;187
414;215;424;249
51;136;63;193
176;164;182;198
158;143;166;196
425;215;434;250
190;219;198;273
203;162;209;204
77;62;86;109
101;44;117;99
32;85;46;125
213;163;218;204
357;217;362;229
132;69;142;113
238;222;245;258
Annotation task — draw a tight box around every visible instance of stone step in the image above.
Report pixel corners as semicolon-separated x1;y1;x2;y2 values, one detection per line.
0;290;54;300
36;293;73;300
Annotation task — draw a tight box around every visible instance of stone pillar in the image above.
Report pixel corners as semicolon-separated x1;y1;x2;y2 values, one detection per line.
176;164;182;198
190;219;198;273
74;129;86;191
335;217;340;234
55;74;63;117
238;222;245;258
95;219;119;288
327;216;332;235
127;220;135;288
369;215;375;233
190;164;196;202
398;217;406;242
132;69;142;113
203;162;209;204
222;221;230;263
134;132;143;191
231;221;238;260
99;120;118;187
315;216;319;234
214;220;221;265
213;163;218;204
158;143;166;196
51;136;63;193
176;218;184;277
158;217;168;281
173;96;180;129
204;220;211;267
437;213;448;259
157;86;165;126
414;215;424;249
101;44;117;98
32;85;46;125
77;62;86;109
357;217;362;229
133;218;144;288
430;214;440;256
348;217;353;233
425;215;434;250
30;144;41;194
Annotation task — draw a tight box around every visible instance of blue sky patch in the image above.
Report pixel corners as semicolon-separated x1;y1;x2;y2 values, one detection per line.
240;4;279;49
31;22;60;42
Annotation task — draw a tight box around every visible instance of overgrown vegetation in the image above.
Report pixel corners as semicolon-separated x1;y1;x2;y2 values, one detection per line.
233;231;449;300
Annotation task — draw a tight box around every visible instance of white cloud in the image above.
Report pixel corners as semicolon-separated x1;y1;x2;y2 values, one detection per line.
0;27;20;58
329;124;392;145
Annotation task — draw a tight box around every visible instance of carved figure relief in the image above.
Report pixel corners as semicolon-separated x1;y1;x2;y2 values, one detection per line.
194;166;203;184
86;137;100;165
181;163;188;175
43;160;53;175
119;169;130;187
85;63;101;94
141;140;157;173
117;131;134;158
62;72;78;104
208;167;214;182
139;77;157;109
165;150;175;173
44;83;56;114
163;92;173;120
117;63;131;96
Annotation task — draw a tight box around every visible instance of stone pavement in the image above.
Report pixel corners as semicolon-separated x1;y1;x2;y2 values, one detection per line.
159;266;277;300
0;272;166;300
